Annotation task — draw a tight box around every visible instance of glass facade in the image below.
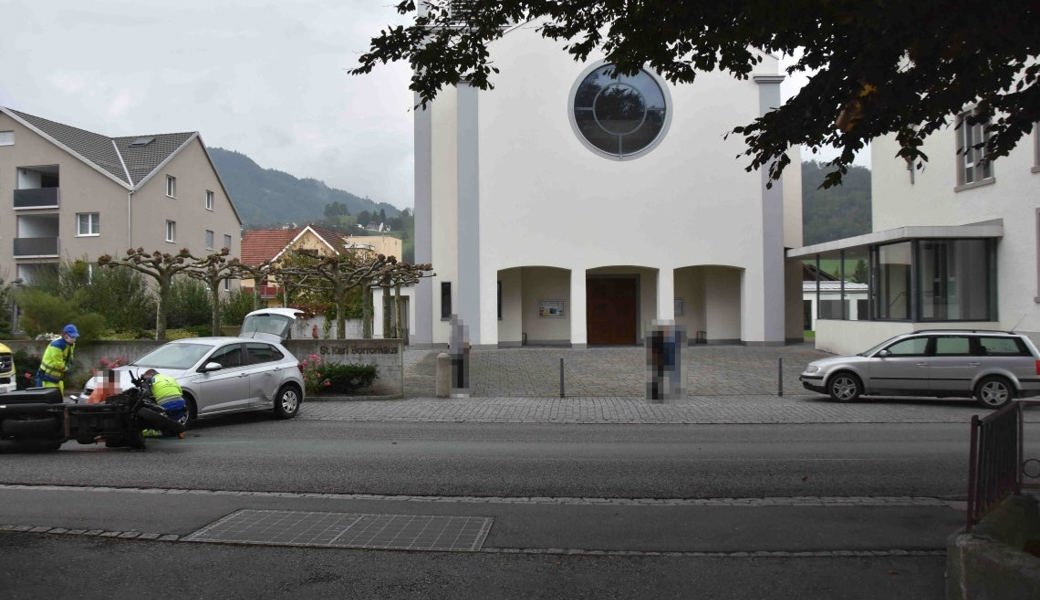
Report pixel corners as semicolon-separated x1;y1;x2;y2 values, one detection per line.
808;238;996;324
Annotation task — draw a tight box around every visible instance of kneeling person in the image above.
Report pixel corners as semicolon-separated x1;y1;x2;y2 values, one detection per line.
142;369;187;436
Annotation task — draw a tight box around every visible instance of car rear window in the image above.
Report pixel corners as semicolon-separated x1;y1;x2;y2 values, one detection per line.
246;343;284;365
977;336;1030;356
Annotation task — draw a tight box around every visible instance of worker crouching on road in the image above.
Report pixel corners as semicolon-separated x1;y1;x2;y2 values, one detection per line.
36;323;78;396
141;368;188;437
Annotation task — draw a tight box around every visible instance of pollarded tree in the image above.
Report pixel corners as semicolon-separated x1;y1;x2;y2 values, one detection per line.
274;248;390;339
375;260;435;339
352;1;1040;187
98;248;194;340
182;248;256;336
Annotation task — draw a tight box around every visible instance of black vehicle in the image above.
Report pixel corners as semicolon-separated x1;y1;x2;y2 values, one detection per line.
0;372;184;451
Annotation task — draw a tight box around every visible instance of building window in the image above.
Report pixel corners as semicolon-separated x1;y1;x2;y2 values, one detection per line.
205;190;214;210
165;220;176;242
205;229;214;250
0;131;13;146
570;63;670;159
223;278;231;292
956;111;993;187
76;212;100;236
166;175;177;198
440;282;452;319
497;280;502;320
917;239;992;321
223;234;232;250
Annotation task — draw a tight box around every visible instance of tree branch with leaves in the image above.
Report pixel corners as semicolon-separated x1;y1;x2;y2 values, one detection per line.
352;1;1040;187
274;249;390;339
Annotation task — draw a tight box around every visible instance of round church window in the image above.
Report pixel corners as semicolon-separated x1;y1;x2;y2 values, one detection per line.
571;64;669;159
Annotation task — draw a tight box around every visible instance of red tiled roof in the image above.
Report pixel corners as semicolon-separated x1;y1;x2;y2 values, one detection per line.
241;228;300;266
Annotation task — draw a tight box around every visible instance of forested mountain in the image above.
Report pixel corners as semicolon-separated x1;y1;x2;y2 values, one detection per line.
209;147;402;228
801;160;872;245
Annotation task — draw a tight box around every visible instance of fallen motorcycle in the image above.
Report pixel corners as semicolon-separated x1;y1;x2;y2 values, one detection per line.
0;372;184;451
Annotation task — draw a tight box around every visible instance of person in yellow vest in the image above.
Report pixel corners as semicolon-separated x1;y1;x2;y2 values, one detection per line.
141;368;188;437
35;323;78;396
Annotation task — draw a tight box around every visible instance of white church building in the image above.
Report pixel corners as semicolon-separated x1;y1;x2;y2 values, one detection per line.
409;20;805;348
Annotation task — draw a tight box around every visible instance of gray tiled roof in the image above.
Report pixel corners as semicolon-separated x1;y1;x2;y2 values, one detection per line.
7;108;195;188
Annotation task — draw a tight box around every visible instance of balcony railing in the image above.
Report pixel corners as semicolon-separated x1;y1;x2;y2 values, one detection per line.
13;188;60;209
13;237;59;257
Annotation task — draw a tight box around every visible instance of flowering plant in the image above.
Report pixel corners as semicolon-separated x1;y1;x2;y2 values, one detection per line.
297;353;377;395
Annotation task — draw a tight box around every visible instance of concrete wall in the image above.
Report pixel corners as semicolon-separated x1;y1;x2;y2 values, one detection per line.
946;495;1040;600
813;319;1000;356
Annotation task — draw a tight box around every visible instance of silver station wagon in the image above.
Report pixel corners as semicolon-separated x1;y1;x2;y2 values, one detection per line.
800;330;1040;408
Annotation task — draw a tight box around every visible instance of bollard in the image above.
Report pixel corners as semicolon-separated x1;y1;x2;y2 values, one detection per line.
435;352;451;398
778;357;783;397
560;358;565;398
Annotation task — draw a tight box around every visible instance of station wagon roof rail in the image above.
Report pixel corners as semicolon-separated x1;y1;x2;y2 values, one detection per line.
910;329;1016;335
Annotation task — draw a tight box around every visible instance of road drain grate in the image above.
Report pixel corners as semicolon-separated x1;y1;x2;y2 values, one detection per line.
183;509;493;552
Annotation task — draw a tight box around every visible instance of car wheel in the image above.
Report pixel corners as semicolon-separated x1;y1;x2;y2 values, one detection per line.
827;372;862;403
274;384;301;419
180;395;197;428
975;376;1014;409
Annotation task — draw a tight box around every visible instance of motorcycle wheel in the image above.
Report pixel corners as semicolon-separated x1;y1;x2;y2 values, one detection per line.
137;406;186;435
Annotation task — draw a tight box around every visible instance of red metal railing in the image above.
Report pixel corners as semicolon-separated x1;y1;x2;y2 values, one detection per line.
965;400;1039;531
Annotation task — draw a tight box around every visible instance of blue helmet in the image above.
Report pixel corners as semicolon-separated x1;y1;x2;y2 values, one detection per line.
62;323;79;338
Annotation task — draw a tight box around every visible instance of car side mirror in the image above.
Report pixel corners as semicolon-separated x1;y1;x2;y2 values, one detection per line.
877;349;890;358
199;361;223;373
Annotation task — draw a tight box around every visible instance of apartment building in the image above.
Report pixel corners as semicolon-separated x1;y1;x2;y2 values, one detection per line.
0;107;242;285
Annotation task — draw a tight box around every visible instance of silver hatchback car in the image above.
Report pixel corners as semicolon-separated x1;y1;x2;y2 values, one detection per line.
800;330;1040;408
81;337;304;425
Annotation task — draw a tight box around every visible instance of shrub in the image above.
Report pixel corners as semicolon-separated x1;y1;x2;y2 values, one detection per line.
298;353;377;395
13;350;40;390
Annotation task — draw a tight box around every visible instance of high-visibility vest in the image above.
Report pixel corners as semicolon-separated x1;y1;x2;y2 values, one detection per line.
150;374;183;402
39;339;74;381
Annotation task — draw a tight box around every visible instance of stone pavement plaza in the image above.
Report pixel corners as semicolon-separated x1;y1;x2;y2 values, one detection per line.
302;344;1037;425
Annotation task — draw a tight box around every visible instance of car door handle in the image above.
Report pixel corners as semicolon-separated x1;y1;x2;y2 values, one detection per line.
967;362;981;367
915;362;928;367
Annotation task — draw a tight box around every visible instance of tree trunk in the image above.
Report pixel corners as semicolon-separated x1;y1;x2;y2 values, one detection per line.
382;286;391;338
210;280;221;336
335;282;347;339
395;284;404;342
362;286;373;339
156;277;170;340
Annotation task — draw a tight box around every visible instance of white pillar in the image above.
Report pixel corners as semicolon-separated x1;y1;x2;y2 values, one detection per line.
656;267;675;321
570;268;587;347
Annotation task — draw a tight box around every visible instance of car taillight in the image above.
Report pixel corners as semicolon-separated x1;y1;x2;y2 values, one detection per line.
1035;360;1040;375
296;362;303;374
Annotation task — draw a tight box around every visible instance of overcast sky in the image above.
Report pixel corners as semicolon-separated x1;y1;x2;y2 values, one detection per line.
0;0;415;208
1;2;863;213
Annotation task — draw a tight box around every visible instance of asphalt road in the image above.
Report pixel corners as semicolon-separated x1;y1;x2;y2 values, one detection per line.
4;416;1033;599
0;418;987;497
